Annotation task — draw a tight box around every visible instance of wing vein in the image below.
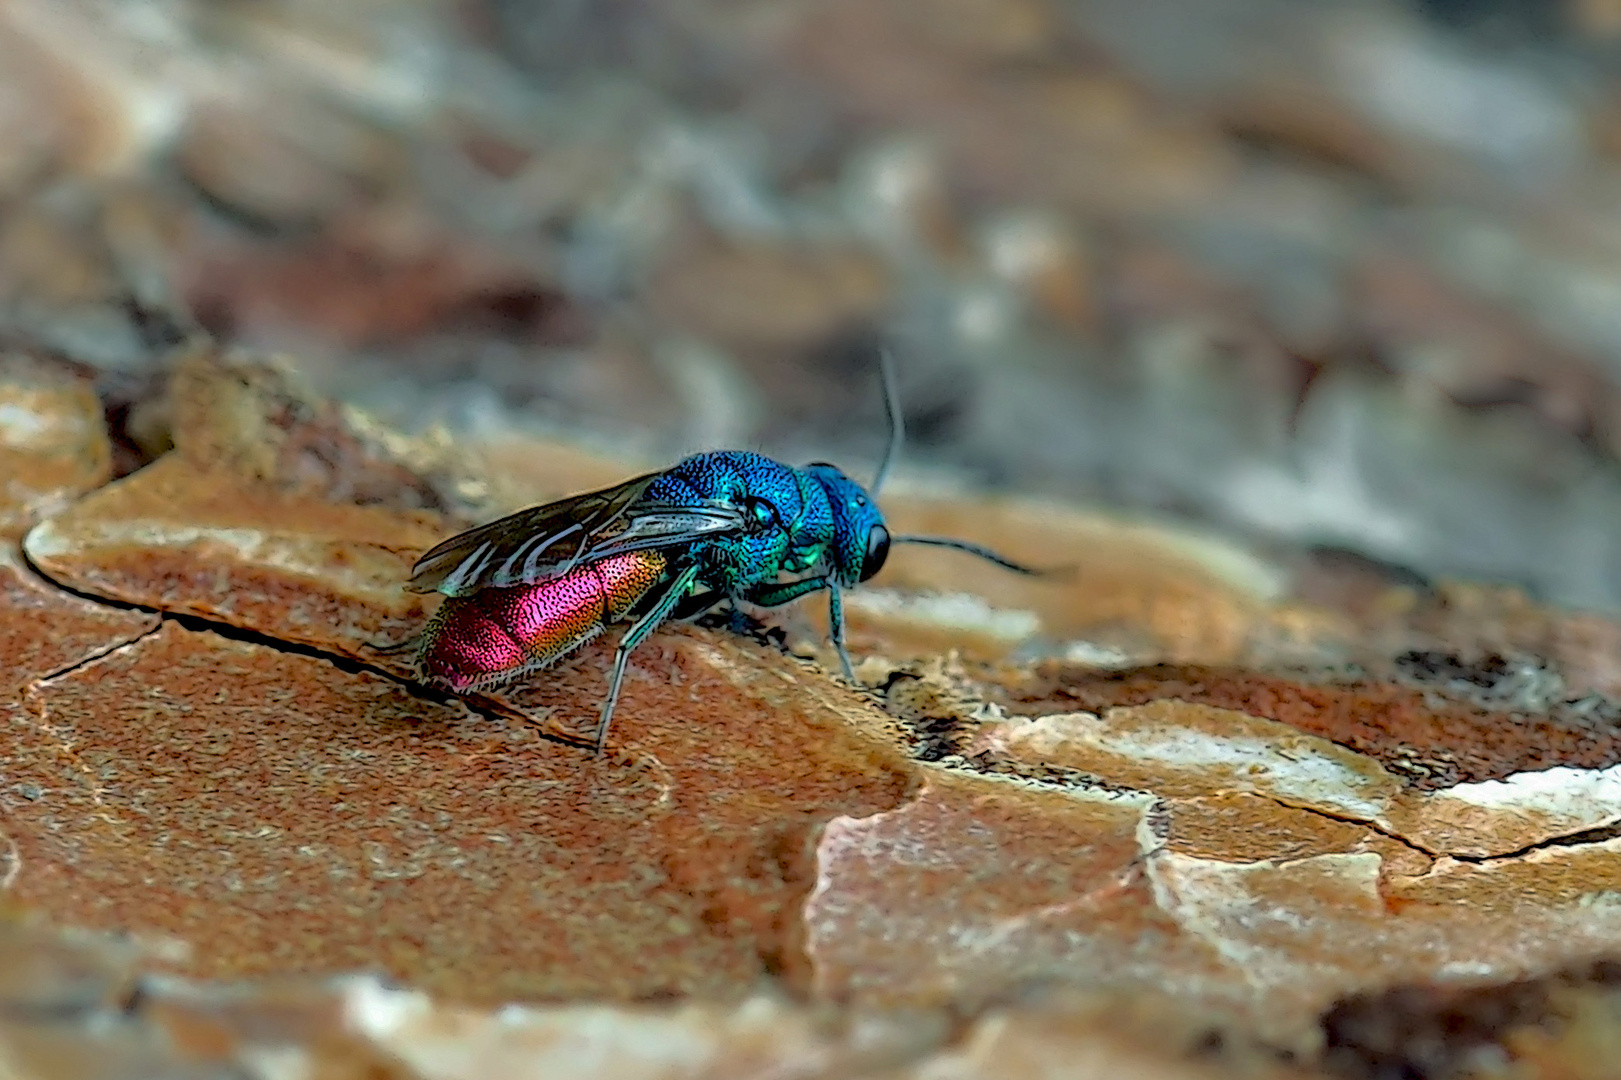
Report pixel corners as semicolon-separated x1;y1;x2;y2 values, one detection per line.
407;471;753;597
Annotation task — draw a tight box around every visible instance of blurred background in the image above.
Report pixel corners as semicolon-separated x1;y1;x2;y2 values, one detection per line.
4;0;1621;610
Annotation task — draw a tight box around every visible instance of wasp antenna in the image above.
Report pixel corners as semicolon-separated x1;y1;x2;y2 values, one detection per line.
871;349;905;496
892;534;1051;576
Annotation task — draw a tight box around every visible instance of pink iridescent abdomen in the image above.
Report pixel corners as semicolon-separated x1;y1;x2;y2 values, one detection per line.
419;551;668;692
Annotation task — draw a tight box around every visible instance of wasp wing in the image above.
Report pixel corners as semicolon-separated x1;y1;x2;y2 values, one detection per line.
409;471;660;596
407;471;748;596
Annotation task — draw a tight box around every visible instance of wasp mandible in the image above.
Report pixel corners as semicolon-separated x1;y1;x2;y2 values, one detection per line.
404;356;1039;752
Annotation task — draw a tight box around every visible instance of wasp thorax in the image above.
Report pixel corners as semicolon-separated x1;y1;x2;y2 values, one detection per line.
744;496;777;532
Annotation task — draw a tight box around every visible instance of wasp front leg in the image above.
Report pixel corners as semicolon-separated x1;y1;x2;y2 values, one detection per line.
740;576;856;683
827;585;853;683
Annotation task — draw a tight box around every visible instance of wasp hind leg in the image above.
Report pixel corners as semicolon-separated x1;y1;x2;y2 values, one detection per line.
363;632;422;656
594;563;701;754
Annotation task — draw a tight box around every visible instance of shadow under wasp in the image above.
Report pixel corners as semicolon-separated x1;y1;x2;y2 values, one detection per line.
397;355;1040;753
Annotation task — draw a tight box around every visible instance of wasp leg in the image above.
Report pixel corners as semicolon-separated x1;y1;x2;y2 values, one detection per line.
594;563;701;754
739;576;855;683
743;576;831;609
671;588;725;621
364;632;421;655
827;585;854;683
671;589;754;633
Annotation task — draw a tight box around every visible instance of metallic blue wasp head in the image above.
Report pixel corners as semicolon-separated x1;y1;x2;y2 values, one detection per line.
805;462;890;588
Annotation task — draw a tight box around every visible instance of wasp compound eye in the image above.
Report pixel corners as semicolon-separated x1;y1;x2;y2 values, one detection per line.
860;524;891;581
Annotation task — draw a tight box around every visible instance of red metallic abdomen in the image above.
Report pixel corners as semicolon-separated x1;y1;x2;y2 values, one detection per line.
418;551;668;692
